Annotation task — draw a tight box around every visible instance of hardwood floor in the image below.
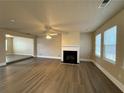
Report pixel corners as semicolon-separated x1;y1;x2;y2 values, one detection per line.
6;54;33;63
0;58;122;93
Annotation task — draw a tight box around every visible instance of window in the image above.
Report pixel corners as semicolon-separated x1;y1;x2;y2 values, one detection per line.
95;34;101;57
104;26;117;63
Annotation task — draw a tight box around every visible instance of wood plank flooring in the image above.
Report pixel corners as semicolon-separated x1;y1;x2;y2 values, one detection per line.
0;58;122;93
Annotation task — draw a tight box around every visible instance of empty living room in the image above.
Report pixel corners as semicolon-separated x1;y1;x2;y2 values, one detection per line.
0;0;124;93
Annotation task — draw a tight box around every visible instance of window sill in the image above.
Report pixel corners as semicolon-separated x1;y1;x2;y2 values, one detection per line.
103;57;116;64
95;55;101;58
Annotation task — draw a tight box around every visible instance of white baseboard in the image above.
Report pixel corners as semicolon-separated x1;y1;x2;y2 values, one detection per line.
0;63;6;66
91;60;124;93
37;55;61;59
13;53;33;56
6;53;14;55
37;57;92;62
80;59;92;62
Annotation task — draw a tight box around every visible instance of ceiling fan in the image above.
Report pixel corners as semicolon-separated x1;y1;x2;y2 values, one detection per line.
41;25;62;39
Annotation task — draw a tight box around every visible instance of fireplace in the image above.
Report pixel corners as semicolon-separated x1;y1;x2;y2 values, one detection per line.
63;51;77;64
61;46;80;63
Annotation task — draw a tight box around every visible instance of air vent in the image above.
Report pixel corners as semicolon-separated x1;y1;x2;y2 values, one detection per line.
99;0;112;8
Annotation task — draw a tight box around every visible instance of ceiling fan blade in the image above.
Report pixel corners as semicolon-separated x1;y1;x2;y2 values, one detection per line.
40;25;64;37
50;28;64;33
41;29;48;34
49;33;58;36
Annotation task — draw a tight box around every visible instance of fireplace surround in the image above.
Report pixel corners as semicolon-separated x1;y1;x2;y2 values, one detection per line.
63;51;77;64
61;45;80;63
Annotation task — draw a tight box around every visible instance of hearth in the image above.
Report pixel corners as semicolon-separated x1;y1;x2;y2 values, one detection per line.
63;51;77;64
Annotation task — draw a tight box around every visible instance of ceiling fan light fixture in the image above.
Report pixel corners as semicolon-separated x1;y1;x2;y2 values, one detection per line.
10;19;15;23
49;33;58;36
46;35;52;39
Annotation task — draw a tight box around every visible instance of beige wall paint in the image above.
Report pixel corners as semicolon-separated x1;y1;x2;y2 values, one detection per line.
62;32;80;46
0;30;6;64
5;29;35;56
13;36;34;56
6;37;13;54
80;33;92;60
37;32;92;60
92;9;124;84
37;35;61;58
0;29;35;66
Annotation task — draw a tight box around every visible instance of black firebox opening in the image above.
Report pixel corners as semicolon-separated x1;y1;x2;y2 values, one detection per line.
63;51;77;64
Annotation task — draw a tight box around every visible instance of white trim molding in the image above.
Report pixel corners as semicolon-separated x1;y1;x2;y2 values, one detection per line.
61;46;80;63
91;60;124;93
13;53;34;56
0;62;6;67
37;55;61;59
80;59;92;62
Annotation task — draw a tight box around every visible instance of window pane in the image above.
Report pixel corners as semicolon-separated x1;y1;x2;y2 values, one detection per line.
95;34;101;57
104;45;116;62
104;26;117;45
104;26;117;63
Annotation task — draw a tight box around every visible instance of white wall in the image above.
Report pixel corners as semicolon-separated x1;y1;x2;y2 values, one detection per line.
80;33;92;60
13;36;34;56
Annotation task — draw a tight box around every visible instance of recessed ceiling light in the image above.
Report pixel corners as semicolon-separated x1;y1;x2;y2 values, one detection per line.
10;19;15;23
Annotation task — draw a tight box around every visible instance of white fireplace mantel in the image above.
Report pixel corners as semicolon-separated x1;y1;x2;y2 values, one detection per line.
61;45;80;63
61;32;80;63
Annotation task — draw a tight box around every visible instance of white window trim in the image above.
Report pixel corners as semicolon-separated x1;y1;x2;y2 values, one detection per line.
96;54;101;58
95;33;101;58
103;57;116;64
103;44;117;64
103;26;117;64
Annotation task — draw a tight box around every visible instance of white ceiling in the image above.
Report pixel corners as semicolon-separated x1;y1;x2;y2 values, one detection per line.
0;0;123;36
